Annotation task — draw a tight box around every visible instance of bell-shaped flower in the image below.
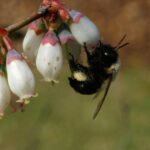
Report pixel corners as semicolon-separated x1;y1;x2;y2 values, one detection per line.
36;30;63;83
23;19;46;62
6;49;37;103
0;70;11;117
69;10;100;49
59;29;81;61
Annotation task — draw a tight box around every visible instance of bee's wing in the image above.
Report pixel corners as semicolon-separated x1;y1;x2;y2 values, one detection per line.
93;75;113;119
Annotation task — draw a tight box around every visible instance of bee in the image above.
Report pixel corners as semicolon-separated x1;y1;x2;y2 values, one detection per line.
68;35;129;119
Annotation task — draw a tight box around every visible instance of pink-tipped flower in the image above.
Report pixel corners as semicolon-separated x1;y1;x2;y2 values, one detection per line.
59;29;81;60
6;49;37;102
36;30;63;83
69;10;100;49
23;19;46;62
0;70;11;117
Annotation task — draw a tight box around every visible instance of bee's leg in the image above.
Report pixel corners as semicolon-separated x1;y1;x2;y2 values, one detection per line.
83;42;95;66
68;52;89;76
83;42;88;52
68;52;83;72
93;75;113;119
68;52;74;61
67;52;77;72
83;42;91;58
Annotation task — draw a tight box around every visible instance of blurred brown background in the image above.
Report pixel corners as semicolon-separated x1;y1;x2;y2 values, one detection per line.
0;0;150;150
0;0;150;66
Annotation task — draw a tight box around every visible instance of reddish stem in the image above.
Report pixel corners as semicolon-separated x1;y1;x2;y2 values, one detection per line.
5;5;50;33
2;36;14;51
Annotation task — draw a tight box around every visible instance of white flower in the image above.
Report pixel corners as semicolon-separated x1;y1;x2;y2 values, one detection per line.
36;30;63;83
59;29;81;61
69;10;100;49
6;49;37;103
0;71;11;117
23;19;46;62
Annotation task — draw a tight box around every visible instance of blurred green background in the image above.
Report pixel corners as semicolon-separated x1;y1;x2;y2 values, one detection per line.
0;0;150;150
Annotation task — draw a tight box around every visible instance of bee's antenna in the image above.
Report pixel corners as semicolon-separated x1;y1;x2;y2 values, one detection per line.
115;34;129;51
115;34;127;48
117;42;129;50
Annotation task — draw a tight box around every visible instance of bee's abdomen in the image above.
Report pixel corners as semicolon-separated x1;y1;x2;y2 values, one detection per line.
68;77;103;95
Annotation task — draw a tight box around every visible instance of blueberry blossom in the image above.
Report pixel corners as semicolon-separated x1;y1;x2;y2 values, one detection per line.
69;10;100;49
0;70;11;117
23;19;46;62
58;29;81;61
6;49;37;103
36;30;63;83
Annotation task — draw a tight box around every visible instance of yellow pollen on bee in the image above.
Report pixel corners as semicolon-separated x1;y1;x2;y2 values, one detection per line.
73;72;87;81
106;62;120;74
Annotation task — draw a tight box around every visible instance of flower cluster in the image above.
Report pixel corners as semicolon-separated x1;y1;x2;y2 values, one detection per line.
0;0;100;118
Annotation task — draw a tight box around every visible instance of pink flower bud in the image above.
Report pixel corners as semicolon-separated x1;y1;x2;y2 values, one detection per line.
59;8;70;22
36;31;63;83
58;30;81;60
6;49;37;102
23;19;46;62
69;10;100;49
59;30;74;45
0;71;11;117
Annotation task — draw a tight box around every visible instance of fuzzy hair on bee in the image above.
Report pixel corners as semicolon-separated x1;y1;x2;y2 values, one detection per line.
68;35;129;119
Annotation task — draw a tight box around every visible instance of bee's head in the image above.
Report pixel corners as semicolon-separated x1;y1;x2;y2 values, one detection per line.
100;44;119;68
99;34;129;68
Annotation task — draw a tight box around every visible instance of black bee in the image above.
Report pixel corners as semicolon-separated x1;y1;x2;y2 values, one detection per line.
68;35;129;119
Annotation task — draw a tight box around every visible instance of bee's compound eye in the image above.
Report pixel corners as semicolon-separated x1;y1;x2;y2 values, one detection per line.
104;52;108;56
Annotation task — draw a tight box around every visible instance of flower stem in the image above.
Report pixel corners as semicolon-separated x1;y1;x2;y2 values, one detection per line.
3;36;14;50
5;6;50;33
